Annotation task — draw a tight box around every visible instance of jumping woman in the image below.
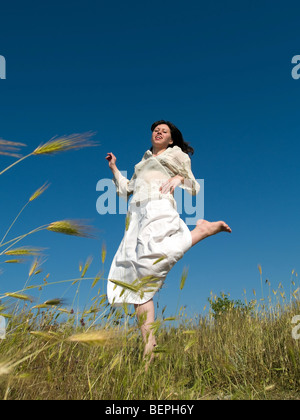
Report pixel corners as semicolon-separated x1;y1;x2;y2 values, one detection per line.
105;120;231;362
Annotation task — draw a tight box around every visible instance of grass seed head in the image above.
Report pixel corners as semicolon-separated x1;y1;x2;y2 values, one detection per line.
29;257;41;277
44;298;64;306
0;361;13;376
81;256;93;278
33;132;97;155
67;330;117;346
47;220;95;238
4;247;43;256
0;139;26;158
5;292;34;302
29;182;50;202
180;267;189;290
101;242;107;264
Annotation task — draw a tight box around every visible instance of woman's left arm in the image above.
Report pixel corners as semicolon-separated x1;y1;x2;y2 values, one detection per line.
159;149;200;196
159;174;184;194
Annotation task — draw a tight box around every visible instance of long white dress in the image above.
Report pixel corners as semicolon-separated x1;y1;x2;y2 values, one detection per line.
107;146;200;306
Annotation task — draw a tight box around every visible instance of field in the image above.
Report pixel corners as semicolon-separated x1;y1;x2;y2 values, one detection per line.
0;294;300;400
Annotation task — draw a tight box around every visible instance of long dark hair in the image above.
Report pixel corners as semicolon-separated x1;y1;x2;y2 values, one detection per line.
150;120;194;156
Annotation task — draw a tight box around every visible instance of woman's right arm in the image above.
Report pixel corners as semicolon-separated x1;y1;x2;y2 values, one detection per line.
106;152;119;177
105;152;134;200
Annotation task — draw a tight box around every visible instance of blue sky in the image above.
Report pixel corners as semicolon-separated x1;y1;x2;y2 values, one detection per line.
0;0;300;319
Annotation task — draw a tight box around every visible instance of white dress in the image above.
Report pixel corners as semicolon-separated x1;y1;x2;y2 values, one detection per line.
107;146;200;306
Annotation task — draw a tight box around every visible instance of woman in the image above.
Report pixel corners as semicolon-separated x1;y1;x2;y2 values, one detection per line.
105;120;231;360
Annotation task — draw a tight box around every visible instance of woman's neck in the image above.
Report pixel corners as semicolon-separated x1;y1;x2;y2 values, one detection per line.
152;147;167;157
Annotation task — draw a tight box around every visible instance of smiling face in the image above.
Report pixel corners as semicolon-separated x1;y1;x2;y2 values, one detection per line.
151;124;173;153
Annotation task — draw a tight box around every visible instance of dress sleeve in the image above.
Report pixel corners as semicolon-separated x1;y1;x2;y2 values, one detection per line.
112;169;135;200
165;148;200;196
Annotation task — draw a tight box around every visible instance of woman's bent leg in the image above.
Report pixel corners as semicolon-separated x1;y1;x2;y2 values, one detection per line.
191;219;232;247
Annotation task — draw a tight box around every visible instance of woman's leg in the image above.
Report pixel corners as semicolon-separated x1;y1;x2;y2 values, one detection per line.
191;219;232;247
134;299;157;357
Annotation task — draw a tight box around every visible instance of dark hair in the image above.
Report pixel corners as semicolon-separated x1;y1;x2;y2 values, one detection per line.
150;120;194;156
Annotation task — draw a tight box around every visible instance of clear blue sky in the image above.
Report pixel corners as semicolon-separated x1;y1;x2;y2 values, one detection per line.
0;0;300;319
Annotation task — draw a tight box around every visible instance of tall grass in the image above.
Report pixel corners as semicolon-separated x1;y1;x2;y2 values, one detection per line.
0;290;299;400
0;136;300;400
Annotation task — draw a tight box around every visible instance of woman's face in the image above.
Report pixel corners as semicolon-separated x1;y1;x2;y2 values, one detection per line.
151;124;173;150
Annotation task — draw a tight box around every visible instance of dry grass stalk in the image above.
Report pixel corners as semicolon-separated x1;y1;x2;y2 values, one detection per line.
29;258;39;277
32;299;63;309
0;361;13;377
33;132;97;155
29;182;50;202
4;247;43;256
0;131;98;177
47;220;94;238
101;243;107;264
81;257;93;278
30;331;60;341
0;139;26;158
4;259;25;264
180;267;189;290
44;298;64;306
4;292;34;302
67;330;117;346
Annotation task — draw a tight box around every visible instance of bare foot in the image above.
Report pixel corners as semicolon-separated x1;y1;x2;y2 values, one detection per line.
191;219;232;246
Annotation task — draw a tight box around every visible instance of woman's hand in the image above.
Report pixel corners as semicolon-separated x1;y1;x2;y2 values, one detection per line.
159;175;184;194
105;152;117;170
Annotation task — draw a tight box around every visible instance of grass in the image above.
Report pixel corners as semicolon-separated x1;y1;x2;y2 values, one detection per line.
0;135;300;400
0;294;300;400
